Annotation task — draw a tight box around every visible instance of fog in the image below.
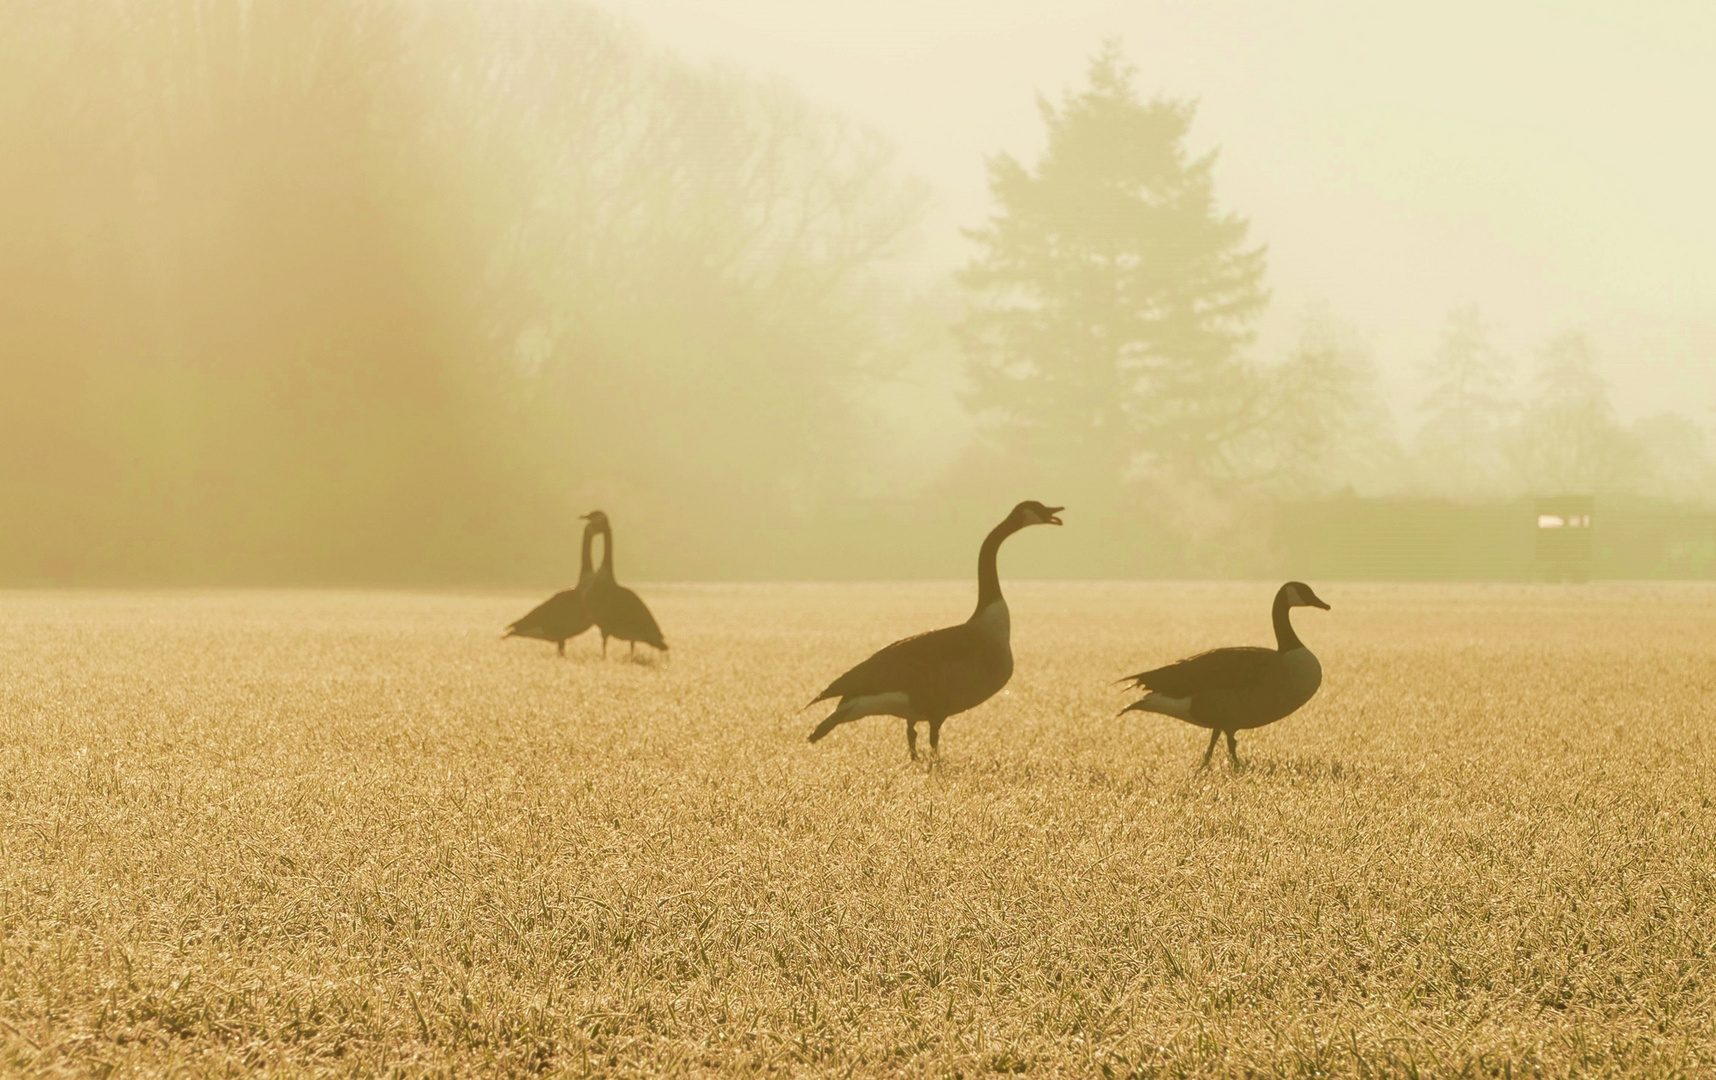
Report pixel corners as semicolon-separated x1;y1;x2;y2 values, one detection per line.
3;1;1712;585
618;1;1716;420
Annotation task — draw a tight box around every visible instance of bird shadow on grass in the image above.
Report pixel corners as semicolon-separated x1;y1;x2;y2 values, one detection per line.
547;650;601;665
920;756;1144;793
892;752;978;780
1204;755;1355;782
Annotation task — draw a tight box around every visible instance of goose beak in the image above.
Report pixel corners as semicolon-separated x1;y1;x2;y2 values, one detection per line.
1046;506;1064;526
1309;597;1330;610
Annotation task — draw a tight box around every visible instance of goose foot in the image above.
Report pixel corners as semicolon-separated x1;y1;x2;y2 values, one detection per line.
1225;730;1241;770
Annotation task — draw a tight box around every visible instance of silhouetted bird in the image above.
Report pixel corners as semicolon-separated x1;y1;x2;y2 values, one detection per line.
582;511;668;658
809;500;1063;759
1119;581;1330;768
504;517;600;656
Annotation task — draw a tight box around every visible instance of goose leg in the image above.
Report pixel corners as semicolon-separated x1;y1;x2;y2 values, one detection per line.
601;633;609;658
1225;730;1240;768
629;640;636;658
556;640;566;658
905;720;919;760
928;717;944;755
1201;729;1220;768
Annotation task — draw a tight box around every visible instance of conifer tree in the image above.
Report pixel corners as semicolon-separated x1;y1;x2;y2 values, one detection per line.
1514;331;1640;493
960;42;1268;492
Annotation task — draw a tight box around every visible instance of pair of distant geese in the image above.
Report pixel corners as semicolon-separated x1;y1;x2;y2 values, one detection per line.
507;502;1329;768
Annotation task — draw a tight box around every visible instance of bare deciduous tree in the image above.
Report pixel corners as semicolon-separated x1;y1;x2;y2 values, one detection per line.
1415;305;1516;496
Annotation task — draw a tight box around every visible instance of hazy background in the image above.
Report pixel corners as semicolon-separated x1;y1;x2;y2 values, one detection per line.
616;2;1716;421
3;1;1713;585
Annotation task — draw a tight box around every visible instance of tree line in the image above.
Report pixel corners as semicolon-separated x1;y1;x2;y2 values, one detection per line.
947;44;1710;574
0;0;923;582
0;12;1705;583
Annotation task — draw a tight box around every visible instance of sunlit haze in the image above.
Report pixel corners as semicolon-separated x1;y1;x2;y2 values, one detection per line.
613;0;1716;419
9;9;1716;1071
3;1;1714;583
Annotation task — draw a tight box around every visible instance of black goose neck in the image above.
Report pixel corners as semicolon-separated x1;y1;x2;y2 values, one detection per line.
579;525;598;579
596;526;614;580
1272;587;1303;652
974;515;1021;615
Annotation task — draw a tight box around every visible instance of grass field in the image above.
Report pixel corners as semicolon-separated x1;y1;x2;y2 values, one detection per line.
2;582;1714;1077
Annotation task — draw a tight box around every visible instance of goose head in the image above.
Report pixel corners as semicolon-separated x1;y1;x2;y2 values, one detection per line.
1280;581;1331;610
1011;501;1064;528
580;510;611;532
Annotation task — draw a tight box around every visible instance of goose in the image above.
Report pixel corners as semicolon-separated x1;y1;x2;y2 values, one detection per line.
582;511;668;658
503;517;600;656
808;500;1063;759
1119;581;1330;768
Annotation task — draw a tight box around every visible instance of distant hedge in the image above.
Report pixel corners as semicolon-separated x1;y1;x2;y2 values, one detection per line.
1277;495;1716;581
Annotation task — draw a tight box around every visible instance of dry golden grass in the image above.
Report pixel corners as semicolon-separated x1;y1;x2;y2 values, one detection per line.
2;583;1714;1077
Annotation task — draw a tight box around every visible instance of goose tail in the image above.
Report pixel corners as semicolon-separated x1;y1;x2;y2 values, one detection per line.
1118;692;1193;721
808;704;853;743
813;710;847;745
808;692;909;743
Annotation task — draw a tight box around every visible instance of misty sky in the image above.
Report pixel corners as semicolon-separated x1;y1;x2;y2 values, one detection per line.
605;0;1715;426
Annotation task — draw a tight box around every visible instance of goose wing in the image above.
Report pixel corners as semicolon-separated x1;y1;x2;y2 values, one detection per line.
506;589;592;640
813;623;995;714
1122;646;1280;696
590;583;667;650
